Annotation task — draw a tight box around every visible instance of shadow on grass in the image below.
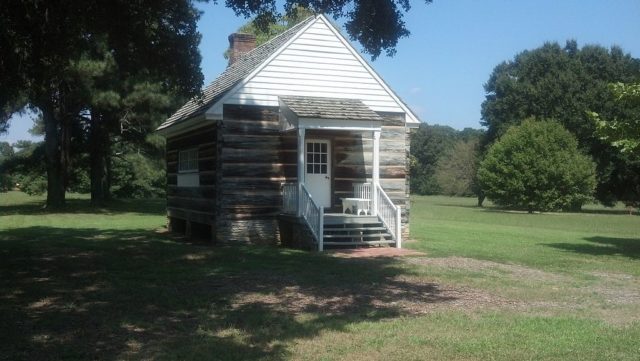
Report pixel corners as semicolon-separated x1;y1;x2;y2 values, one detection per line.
0;197;166;217
578;208;638;216
0;226;452;360
545;236;640;260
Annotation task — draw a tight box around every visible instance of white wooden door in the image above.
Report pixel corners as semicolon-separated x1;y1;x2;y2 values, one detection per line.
305;140;331;208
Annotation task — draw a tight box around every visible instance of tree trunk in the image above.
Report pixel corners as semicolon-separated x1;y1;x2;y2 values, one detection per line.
477;191;485;207
43;100;65;208
89;111;111;205
61;107;71;191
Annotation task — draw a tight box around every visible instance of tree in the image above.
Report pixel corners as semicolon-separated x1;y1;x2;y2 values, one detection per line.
0;140;48;195
0;1;203;207
481;40;640;205
410;124;458;194
477;119;596;213
224;0;432;60
410;124;483;195
591;82;640;155
435;138;480;197
0;141;15;191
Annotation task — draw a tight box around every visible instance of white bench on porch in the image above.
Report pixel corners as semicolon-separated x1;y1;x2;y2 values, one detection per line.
341;198;370;215
340;183;372;215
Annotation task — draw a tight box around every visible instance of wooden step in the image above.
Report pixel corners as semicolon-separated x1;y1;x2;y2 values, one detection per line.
323;226;387;232
323;240;396;246
323;233;392;239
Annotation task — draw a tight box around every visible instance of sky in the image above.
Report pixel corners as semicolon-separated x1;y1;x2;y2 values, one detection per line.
2;0;639;144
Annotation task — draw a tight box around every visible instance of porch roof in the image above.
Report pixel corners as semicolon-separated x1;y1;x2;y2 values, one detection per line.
280;96;383;122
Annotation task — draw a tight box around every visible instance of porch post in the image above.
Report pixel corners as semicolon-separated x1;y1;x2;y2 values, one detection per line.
297;127;305;217
372;130;380;216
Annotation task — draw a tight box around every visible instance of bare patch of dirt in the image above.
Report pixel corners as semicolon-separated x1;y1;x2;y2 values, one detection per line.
216;272;519;318
405;256;570;283
328;247;426;258
404;256;640;325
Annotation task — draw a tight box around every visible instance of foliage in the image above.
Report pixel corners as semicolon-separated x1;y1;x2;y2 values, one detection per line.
435;138;480;196
0;142;14;191
591;82;640;154
481;40;640;205
478;119;596;212
0;138;164;199
410;124;483;195
0;141;46;195
0;0;204;207
224;0;433;60
111;149;166;199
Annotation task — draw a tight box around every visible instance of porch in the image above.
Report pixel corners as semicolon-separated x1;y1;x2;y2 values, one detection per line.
281;183;401;251
278;96;403;251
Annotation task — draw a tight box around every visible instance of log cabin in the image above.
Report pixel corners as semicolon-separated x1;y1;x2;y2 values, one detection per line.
156;14;420;250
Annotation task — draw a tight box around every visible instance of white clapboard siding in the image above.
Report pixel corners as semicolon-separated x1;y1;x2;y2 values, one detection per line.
260;66;372;79
254;72;377;85
221;16;406;115
240;84;391;97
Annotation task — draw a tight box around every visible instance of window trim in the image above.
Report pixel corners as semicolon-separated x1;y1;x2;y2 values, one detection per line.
178;148;199;173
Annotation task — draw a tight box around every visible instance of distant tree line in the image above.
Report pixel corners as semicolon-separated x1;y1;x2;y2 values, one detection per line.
410;125;483;197
410;40;640;212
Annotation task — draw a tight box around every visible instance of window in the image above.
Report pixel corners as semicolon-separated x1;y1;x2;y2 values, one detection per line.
306;141;328;174
178;148;199;172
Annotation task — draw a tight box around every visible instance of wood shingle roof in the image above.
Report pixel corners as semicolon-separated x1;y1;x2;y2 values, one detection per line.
280;96;383;121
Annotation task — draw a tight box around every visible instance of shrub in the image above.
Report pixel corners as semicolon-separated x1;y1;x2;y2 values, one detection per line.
110;152;165;198
435;139;480;197
477;119;596;212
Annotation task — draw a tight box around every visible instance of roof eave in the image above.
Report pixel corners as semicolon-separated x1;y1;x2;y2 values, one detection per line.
155;113;220;137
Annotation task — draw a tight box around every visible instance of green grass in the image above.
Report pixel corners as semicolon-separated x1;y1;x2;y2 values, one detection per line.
409;196;640;275
1;191;639;360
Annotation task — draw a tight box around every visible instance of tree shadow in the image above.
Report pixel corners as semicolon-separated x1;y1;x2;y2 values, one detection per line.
578;208;638;216
431;200;636;216
0;226;454;360
0;197;166;216
544;236;640;260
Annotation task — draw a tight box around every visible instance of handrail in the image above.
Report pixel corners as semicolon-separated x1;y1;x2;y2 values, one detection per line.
282;183;298;214
282;182;324;250
375;184;402;248
300;183;324;251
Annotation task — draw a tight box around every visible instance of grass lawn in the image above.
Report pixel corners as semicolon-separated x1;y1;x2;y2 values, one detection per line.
1;191;639;360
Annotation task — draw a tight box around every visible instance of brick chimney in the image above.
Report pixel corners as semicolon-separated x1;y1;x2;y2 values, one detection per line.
228;33;257;66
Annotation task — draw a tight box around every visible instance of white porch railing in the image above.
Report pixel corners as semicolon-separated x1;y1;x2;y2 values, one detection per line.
300;184;324;251
282;182;324;250
282;183;298;214
282;182;400;250
375;184;402;248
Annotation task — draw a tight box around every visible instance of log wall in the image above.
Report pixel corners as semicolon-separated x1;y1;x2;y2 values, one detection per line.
217;105;294;244
215;105;411;245
165;125;217;237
